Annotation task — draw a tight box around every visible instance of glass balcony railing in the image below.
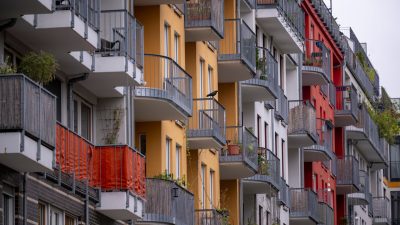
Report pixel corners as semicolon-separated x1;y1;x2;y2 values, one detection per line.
188;98;226;148
142;178;194;225
256;0;305;40
218;19;256;73
135;54;193;116
184;0;224;40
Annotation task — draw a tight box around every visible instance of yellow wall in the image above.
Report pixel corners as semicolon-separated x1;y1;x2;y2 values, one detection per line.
188;149;220;209
221;180;240;225
219;83;239;126
135;5;188;183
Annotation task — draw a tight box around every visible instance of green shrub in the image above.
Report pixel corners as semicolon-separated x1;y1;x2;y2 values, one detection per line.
18;51;58;84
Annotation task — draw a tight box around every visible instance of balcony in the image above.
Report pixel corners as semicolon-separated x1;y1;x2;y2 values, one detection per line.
135;54;192;121
302;40;331;86
347;170;369;206
243;148;281;194
303;119;333;162
255;0;304;53
0;74;56;172
139;178;194;225
220;126;258;180
275;88;288;124
184;0;224;41
195;209;227;225
335;85;359;127
289;188;319;225
310;0;344;51
10;0;99;52
188;98;226;149
241;47;279;102
389;161;400;182
0;0;52;19
217;19;256;83
91;145;146;220
346;107;387;168
322;153;337;177
78;10;144;97
336;156;361;194
372;197;390;225
318;202;334;225
279;177;290;207
135;0;185;5
288;100;317;148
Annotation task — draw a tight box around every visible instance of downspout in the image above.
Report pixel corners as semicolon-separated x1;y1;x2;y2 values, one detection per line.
23;173;27;225
67;73;89;129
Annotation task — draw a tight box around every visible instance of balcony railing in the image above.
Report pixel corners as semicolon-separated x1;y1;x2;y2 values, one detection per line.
372;197;390;223
188;98;226;148
303;39;331;83
357;170;370;205
335;85;359;126
343;37;375;98
0;74;56;147
347;107;385;161
245;148;280;190
135;54;193;116
136;20;144;70
220;126;258;169
218;19;256;72
303;118;333;162
336;156;360;191
328;83;336;107
143;178;194;225
98;10;137;65
380;137;390;164
322;153;337;177
310;0;343;51
184;0;224;39
54;0;100;31
290;188;319;221
279;177;290;207
318;202;334;225
275;88;288;124
256;0;305;40
90;145;146;198
288;100;317;141
242;46;279;98
195;209;226;225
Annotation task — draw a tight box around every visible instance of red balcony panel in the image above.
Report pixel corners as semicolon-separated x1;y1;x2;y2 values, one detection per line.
56;123;93;180
90;145;146;198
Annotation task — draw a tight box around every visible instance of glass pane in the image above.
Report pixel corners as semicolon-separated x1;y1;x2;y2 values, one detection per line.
81;103;91;140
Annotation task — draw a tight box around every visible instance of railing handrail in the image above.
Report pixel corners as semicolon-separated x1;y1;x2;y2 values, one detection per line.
146;177;194;196
193;98;226;110
144;53;192;78
256;46;278;64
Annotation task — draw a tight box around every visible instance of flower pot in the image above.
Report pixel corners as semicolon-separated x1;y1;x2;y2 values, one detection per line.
227;144;240;155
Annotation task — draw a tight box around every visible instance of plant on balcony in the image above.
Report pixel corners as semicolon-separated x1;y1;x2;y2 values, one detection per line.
154;170;187;187
356;51;376;83
226;139;241;155
303;57;314;66
18;51;58;84
0;57;16;74
258;154;269;175
368;106;400;144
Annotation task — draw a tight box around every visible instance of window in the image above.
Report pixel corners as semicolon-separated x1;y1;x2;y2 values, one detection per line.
266;211;270;225
139;134;146;156
73;100;78;133
174;33;179;63
201;164;206;209
210;170;214;208
38;203;46;225
80;102;91;140
164;23;170;79
280;55;284;89
166;138;171;174
312;173;317;192
45;79;62;122
199;59;204;98
258;206;263;225
50;206;63;225
175;144;181;179
3;186;14;225
207;66;213;96
274;133;278;155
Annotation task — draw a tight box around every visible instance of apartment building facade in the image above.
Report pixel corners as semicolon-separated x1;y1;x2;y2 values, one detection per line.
0;1;395;225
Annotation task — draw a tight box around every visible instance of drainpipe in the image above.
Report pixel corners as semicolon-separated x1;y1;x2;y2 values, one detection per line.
23;173;27;225
67;73;89;129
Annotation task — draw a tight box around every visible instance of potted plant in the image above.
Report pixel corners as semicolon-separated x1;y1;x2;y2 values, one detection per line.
227;141;240;155
18;51;58;84
0;57;16;74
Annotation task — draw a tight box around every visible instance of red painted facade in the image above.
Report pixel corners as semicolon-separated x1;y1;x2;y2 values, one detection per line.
301;1;345;224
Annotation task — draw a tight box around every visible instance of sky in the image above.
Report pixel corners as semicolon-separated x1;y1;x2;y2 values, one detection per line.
323;0;400;98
